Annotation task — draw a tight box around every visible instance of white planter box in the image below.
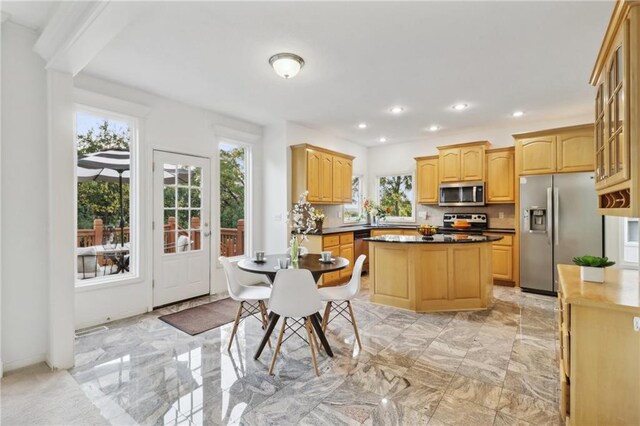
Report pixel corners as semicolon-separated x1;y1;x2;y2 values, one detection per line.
580;266;605;283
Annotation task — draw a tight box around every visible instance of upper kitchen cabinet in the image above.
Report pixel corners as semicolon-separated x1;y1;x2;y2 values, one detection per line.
590;1;639;216
486;147;515;203
438;141;490;183
291;144;354;204
415;155;439;204
514;124;594;176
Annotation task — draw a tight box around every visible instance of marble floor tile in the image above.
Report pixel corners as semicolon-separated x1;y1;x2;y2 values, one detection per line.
4;278;564;426
431;394;497;426
445;374;503;410
363;399;431;426
497;389;560;425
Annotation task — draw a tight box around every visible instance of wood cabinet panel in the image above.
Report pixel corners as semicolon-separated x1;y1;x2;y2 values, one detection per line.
461;145;485;181
518;136;557;175
439;148;461;182
415;247;449;302
451;246;482;299
332;156;345;202
557;130;595;173
305;150;322;202
486;148;515;203
416;156;439;204
339;243;354;279
341;159;353;203
491;245;513;281
319;152;333;202
372;246;410;301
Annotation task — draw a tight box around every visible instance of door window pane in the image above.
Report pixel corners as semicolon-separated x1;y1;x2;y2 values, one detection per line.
163;162;203;254
220;142;247;257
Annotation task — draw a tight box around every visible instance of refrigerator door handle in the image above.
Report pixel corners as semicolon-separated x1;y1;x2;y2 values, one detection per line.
546;187;553;246
554;187;560;246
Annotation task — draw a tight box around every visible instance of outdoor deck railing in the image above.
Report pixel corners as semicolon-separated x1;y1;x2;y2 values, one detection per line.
78;218;244;256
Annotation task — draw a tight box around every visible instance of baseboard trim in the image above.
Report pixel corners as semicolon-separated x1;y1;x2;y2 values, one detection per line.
3;353;47;373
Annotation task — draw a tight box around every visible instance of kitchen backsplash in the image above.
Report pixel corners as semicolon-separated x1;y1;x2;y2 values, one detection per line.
311;203;516;229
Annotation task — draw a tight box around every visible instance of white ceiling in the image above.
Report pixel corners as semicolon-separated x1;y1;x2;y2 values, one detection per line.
1;1;55;31
5;1;614;146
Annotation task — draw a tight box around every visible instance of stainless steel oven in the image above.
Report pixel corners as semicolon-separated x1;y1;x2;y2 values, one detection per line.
439;182;485;206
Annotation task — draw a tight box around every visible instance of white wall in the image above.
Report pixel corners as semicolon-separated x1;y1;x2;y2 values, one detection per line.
72;74;263;329
1;22;50;371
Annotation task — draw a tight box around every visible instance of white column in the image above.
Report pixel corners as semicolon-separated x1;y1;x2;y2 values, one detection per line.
46;69;75;369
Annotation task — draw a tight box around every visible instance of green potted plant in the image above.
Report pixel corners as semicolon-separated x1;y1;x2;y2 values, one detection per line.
572;255;615;283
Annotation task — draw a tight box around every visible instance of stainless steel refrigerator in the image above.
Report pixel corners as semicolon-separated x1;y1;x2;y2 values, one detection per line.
520;172;603;294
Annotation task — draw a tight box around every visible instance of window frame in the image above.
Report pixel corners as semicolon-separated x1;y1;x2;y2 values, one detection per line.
376;171;416;223
620;217;639;267
74;106;140;288
218;139;252;261
343;175;365;224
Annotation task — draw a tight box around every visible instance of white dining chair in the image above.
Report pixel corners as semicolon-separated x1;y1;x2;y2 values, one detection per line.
219;256;272;351
318;255;366;349
268;268;324;376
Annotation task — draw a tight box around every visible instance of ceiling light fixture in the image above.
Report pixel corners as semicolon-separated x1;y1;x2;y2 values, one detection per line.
379;137;387;143
512;110;524;117
428;125;440;132
452;103;469;111
390;106;404;114
268;53;305;79
358;123;368;129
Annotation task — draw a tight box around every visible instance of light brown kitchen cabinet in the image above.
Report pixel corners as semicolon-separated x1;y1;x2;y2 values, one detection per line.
484;232;515;283
438;141;490;183
415;155;439;204
486;147;515;203
557;265;640;425
590;1;639;216
514;124;594;176
301;232;354;287
291;144;354;204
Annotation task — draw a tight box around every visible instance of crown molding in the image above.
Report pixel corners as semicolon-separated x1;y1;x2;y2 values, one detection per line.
33;1;148;76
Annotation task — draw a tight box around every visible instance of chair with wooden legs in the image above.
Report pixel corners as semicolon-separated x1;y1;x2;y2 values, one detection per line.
318;255;366;349
268;269;324;376
219;257;272;351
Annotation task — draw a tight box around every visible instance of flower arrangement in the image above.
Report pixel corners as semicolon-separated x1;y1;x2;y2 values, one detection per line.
363;198;391;219
288;191;318;265
311;208;325;223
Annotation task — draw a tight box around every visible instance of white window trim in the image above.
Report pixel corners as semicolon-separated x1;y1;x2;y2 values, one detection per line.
74;106;141;288
376;171;416;223
218;139;252;262
344;175;366;224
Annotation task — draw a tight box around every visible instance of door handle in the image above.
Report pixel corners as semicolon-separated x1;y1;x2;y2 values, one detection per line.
546;187;553;246
204;231;211;237
554;188;559;246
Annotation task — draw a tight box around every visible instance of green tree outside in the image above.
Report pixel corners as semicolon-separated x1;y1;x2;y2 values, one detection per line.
379;175;413;217
220;145;245;229
77;120;130;230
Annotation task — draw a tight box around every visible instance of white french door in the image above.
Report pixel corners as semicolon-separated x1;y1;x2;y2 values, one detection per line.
153;150;211;307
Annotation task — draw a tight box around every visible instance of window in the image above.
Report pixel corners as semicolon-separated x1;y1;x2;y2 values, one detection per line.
622;217;639;264
377;173;415;222
343;175;363;223
76;110;137;283
163;164;202;254
219;141;249;257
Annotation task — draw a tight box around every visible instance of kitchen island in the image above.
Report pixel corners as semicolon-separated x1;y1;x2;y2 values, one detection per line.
364;234;502;312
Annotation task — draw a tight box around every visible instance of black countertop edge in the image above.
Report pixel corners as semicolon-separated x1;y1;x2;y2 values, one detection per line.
311;224;516;235
364;235;504;244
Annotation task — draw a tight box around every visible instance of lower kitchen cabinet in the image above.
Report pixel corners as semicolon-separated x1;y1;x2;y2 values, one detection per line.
484;232;515;284
557;265;640;425
302;232;354;287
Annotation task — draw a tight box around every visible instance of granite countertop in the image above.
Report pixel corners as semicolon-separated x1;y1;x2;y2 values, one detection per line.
364;234;503;244
315;224;515;235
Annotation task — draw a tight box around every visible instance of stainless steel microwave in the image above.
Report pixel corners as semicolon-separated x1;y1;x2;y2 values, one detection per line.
439;182;485;206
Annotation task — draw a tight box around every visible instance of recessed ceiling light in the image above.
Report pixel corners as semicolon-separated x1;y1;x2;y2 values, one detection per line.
379;137;387;143
389;106;404;114
268;53;305;79
452;103;469;111
428;125;440;132
512;110;524;117
358;123;368;129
